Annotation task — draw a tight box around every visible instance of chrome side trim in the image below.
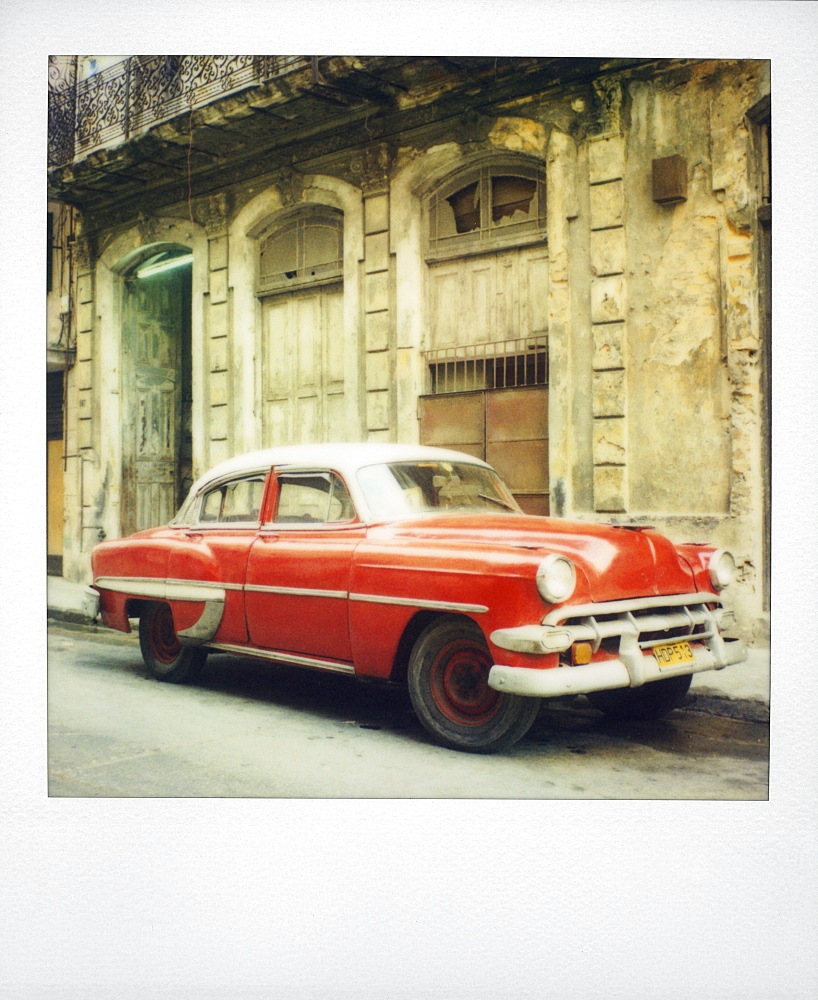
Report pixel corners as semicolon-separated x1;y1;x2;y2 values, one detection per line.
349;593;488;614
205;642;355;675
257;522;362;533
94;576;228;603
178;599;226;643
245;584;348;599
542;591;721;626
95;575;487;614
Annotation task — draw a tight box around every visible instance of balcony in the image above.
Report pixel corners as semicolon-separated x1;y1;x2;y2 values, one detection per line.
48;56;624;212
48;56;309;168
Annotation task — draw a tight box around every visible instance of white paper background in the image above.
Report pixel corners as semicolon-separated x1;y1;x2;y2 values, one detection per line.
2;3;817;997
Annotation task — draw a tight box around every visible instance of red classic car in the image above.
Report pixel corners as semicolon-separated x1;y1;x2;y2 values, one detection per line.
91;443;747;752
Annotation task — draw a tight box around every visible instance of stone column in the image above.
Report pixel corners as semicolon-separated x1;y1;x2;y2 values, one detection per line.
546;128;582;517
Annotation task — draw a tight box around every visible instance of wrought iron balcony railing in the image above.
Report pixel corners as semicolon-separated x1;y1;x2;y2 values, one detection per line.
48;55;309;168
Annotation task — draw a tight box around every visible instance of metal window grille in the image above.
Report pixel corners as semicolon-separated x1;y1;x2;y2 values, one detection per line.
425;336;548;395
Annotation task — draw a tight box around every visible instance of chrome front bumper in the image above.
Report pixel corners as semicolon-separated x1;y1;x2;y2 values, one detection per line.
489;637;747;698
487;592;749;699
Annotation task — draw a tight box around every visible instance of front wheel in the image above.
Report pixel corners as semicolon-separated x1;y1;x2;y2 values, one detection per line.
408;616;540;753
139;601;207;683
585;673;692;720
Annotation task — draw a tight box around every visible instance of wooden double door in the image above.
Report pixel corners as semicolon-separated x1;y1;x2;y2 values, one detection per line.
261;283;345;446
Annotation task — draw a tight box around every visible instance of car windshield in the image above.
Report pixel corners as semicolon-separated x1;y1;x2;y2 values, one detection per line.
357;460;521;519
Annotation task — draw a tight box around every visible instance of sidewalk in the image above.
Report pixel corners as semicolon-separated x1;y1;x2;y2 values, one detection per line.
47;575;770;713
47;575;102;626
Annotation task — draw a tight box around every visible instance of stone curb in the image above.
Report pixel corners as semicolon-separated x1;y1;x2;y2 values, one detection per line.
48;614;138;643
681;693;769;724
47;610;100;628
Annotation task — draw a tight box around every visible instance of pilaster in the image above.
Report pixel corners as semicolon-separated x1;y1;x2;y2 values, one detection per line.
356;143;395;441
201;197;232;468
588;134;628;513
71;235;101;556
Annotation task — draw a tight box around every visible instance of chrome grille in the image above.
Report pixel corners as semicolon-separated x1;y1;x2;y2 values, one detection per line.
544;593;723;654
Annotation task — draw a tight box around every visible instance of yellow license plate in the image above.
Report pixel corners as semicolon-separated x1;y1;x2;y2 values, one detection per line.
654;641;695;668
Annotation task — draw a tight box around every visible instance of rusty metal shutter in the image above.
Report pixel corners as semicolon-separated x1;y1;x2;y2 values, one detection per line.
485;387;549;515
419;385;549;514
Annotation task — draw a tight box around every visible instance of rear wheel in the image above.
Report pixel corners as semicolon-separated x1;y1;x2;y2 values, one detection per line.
408;616;540;753
139;601;207;683
585;674;692;720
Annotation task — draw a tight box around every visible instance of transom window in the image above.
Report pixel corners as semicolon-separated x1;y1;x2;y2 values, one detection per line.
258;209;343;295
272;472;355;524
427;164;545;260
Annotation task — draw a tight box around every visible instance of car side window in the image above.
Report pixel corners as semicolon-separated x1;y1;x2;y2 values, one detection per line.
273;472;355;524
198;476;266;524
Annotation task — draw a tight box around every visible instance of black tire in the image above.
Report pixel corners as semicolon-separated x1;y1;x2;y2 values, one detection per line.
139;601;207;683
585;673;692;720
407;616;540;753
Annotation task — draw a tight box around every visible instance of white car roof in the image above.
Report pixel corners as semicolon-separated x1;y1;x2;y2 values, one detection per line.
189;442;492;496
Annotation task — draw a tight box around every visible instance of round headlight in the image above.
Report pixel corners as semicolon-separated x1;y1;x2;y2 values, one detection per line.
537;554;577;604
708;549;736;591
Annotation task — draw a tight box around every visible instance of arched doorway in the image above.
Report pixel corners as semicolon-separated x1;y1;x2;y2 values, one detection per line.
120;245;193;533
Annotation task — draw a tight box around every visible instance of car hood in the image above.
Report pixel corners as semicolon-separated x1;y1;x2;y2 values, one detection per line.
372;513;699;603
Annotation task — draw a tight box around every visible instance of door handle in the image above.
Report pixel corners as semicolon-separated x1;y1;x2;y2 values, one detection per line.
257;533;279;542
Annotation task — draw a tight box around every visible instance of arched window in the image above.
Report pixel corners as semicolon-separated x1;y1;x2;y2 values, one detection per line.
427;163;545;260
257;208;343;295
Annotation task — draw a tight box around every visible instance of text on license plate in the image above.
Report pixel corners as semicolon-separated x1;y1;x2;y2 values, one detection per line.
654;641;695;668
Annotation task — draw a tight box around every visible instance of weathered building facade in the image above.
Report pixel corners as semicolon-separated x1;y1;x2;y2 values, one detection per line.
47;56;771;639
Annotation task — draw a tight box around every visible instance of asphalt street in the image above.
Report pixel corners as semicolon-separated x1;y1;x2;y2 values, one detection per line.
45;625;769;799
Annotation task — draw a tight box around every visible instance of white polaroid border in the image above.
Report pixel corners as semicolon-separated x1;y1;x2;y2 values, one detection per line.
2;3;817;998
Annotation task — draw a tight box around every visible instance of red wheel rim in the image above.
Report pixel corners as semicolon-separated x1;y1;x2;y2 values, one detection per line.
429;639;501;726
150;605;180;664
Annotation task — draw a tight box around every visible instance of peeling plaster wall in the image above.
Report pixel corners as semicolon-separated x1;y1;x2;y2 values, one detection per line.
611;61;768;637
626;71;732;514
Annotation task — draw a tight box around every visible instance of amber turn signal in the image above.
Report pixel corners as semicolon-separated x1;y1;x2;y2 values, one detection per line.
571;642;594;665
